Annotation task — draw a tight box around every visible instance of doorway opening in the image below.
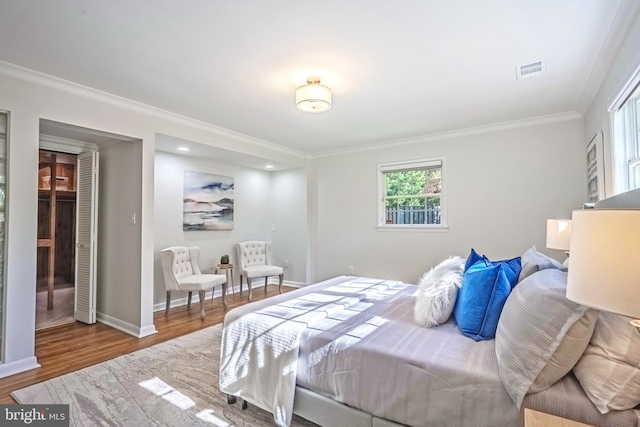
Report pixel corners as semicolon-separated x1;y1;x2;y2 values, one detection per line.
36;150;78;330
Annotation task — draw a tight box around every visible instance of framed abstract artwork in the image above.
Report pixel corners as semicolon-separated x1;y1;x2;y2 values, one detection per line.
586;132;605;203
183;171;234;230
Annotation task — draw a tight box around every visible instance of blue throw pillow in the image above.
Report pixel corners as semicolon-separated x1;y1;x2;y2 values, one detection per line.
453;259;515;341
464;248;487;271
492;256;521;289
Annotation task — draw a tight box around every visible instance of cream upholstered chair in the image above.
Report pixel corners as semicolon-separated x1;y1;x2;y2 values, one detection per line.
236;241;283;301
160;246;227;319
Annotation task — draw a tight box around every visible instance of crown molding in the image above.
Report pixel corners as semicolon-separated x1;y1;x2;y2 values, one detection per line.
309;111;583;158
0;60;305;160
39;134;99;154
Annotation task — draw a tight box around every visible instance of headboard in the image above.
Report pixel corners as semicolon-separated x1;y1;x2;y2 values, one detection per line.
594;188;640;209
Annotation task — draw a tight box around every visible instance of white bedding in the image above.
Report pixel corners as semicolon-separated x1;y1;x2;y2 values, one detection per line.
219;278;400;427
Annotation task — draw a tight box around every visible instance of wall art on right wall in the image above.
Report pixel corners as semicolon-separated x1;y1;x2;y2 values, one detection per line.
586;132;605;203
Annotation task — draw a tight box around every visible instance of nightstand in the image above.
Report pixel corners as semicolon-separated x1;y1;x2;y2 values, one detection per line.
524;409;594;427
214;263;235;296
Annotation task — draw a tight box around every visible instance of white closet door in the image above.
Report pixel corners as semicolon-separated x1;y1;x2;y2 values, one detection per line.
74;151;99;324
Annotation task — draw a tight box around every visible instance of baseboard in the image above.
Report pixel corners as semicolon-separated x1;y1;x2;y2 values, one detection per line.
0;357;41;379
283;280;307;288
96;312;157;338
153;281;308;312
153;287;230;312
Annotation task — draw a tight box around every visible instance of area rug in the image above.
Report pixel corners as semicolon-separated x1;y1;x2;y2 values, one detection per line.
12;324;318;427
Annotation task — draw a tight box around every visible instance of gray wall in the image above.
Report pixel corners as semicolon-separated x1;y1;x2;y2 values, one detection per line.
153;151;273;306
309;118;587;283
97;140;143;328
270;167;308;284
584;10;640;197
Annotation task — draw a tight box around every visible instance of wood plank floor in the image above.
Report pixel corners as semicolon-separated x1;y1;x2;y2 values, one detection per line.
0;285;295;404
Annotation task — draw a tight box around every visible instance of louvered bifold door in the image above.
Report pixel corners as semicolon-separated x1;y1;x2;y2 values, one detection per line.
74;151;99;324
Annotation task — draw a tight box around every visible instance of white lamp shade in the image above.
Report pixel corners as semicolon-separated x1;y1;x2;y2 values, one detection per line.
566;209;640;318
296;78;331;113
546;219;572;251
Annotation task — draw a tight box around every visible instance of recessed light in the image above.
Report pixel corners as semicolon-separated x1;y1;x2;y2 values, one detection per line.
177;147;190;152
265;164;274;169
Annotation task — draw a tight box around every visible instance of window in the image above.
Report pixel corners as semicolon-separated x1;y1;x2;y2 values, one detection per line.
377;158;446;228
611;74;640;193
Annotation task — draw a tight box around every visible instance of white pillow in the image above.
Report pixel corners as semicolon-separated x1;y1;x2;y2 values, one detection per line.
414;256;464;327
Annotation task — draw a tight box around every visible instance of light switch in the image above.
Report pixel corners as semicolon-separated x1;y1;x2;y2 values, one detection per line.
129;213;136;225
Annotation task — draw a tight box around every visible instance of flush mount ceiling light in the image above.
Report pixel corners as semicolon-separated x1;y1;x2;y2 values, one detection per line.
177;147;190;152
296;76;331;113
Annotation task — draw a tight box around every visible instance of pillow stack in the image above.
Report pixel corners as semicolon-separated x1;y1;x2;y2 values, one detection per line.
573;311;640;413
495;268;597;408
453;249;521;341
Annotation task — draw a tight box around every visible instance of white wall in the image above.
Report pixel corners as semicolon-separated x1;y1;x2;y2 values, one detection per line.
309;118;586;283
584;11;640;197
153;151;273;305
0;64;304;378
270;167;308;284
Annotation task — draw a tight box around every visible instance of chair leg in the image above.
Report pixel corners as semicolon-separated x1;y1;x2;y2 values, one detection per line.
279;273;283;294
247;277;253;302
239;275;243;294
198;290;206;320
222;282;228;309
165;291;171;316
187;291;193;309
264;276;268;292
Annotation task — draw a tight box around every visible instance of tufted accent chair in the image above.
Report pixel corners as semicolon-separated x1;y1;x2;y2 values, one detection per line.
236;241;283;301
160;246;228;319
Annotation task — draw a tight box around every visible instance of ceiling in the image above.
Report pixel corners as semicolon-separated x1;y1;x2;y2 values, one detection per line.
0;1;635;155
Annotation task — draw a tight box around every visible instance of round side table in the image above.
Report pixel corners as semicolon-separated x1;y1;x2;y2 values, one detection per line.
214;263;235;296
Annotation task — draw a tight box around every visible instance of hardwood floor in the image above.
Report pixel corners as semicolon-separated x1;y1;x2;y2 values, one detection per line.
0;285;295;404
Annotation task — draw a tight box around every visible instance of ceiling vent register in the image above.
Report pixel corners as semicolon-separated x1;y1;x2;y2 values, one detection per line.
516;61;546;80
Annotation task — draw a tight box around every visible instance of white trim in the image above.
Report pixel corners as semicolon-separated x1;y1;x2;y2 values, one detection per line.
608;62;640;112
96;312;157;338
138;325;159;338
153;287;227;312
311;111;582;158
0;60;305;159
376;225;449;232
377;157;447;229
40;134;98;154
0;357;40;379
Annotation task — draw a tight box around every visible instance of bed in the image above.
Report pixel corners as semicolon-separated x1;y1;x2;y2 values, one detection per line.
219;275;638;427
220;190;640;427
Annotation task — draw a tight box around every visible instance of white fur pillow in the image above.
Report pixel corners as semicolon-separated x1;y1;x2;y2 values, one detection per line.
414;256;465;327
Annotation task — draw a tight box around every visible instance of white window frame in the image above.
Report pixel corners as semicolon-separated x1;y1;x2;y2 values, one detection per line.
609;63;640;194
376;157;447;230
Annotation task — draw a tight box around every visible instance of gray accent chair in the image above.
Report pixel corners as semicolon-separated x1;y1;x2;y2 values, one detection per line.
160;246;227;319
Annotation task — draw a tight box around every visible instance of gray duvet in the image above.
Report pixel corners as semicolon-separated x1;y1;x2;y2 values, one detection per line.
223;275;637;427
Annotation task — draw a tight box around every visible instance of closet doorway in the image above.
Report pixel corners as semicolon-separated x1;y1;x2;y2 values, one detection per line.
36;150;78;330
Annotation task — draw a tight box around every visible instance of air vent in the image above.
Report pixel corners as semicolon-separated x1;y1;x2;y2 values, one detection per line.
516;60;546;80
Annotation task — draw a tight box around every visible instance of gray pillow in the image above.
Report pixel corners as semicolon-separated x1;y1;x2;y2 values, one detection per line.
517;246;565;282
573;311;640;413
495;269;597;408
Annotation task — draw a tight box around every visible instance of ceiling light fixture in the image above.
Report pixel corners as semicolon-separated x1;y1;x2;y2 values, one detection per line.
265;164;274;169
296;76;331;113
177;147;190;152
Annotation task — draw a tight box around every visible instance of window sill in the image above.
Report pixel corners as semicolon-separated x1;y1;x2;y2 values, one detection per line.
376;225;449;232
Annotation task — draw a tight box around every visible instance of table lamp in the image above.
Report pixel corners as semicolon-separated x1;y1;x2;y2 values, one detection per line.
566;209;640;330
546;219;572;253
